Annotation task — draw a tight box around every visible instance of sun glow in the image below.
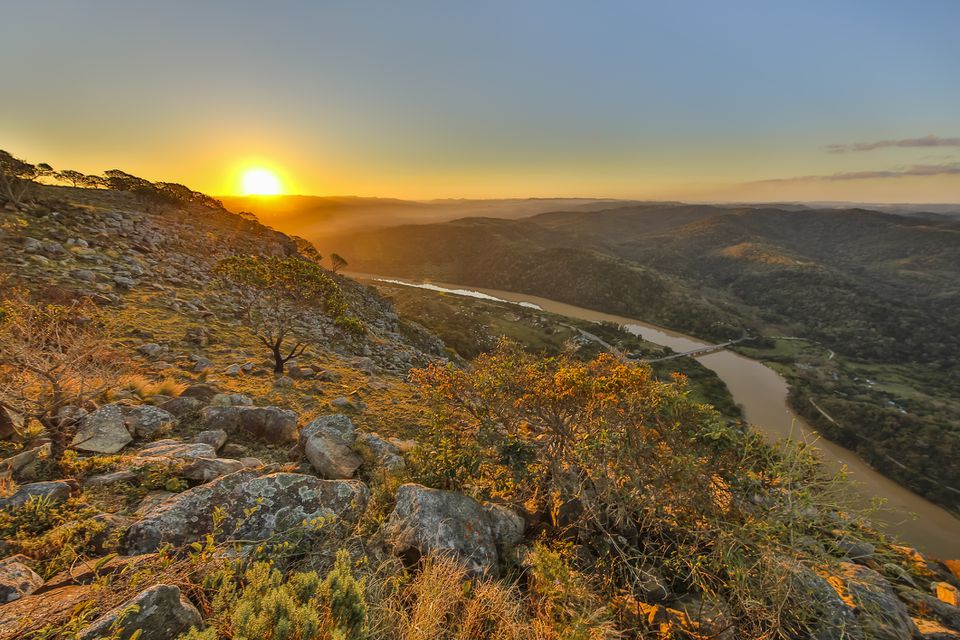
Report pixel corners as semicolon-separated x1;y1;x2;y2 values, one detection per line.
241;168;283;195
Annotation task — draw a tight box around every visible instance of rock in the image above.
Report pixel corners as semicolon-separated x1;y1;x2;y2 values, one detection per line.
274;375;295;388
85;470;139;488
835;562;917;640
180;457;246;483
833;533;876;562
790;565;863;640
123;405;176;439
199;406;298;443
0;480;77;509
300;415;361;479
898;587;960;631
0;443;51;480
0;556;43;603
22;237;42;252
0;406;24;440
221;443;249;458
136;491;176;516
179;383;220;403
225;364;242;376
113;275;136;289
159;396;202;418
78;584;202;640
136;439;217;461
123;471;369;554
70;269;96;283
137;343;168;358
356;432;405;471
192;429;228;450
209;393;253;407
0;584;94;637
483;503;526;549
671;593;735;640
385;484;502;576
71;404;133;453
192;357;213;373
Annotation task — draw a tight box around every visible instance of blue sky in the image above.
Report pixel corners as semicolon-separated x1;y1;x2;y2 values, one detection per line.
2;0;958;201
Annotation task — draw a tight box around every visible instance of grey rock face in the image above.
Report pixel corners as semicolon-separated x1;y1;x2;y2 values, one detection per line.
790;565;864;640
159;396;202;418
0;443;51;480
123;405;176;439
199;406;298;443
300;415;361;479
483;503;526;549
78;584;202;640
0;556;43;603
179;383;220;403
122;471;369;554
72;404;132;453
386;484;521;576
84;470;139;488
136;439;218;461
192;429;228;451
356;432;405;471
838;562;917;640
0;480;76;509
180;457;246;483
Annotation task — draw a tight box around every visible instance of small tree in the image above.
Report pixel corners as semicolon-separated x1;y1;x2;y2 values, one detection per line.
0;150;38;206
0;292;125;459
215;256;353;373
330;253;348;274
56;169;87;187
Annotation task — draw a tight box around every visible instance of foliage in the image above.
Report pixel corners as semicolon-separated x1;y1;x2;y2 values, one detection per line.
408;339;866;638
0;149;41;206
184;551;367;640
214;255;362;372
0;292;126;458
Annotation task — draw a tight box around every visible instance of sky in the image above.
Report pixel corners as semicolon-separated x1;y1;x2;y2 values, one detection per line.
1;0;959;202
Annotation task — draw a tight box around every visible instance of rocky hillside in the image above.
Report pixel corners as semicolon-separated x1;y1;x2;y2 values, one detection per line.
1;174;960;640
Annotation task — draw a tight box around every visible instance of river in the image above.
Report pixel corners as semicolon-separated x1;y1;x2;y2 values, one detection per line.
356;274;960;558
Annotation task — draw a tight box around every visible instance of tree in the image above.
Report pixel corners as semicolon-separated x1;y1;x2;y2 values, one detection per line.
56;169;87;187
0;150;38;206
214;256;356;373
330;253;348;274
0;291;126;459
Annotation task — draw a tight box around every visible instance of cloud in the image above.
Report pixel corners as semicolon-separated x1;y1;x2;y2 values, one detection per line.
755;163;960;184
827;135;960;153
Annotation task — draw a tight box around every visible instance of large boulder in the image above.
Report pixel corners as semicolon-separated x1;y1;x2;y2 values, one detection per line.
0;480;77;509
200;406;298;443
0;443;51;480
790;565;863;640
834;562;917;640
0;555;43;603
193;429;228;451
300;415;361;479
71;404;132;453
385;484;524;576
78;584;202;640
122;471;369;554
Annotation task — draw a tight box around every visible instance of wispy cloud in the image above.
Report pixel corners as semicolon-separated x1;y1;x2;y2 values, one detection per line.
755;163;960;184
827;135;960;153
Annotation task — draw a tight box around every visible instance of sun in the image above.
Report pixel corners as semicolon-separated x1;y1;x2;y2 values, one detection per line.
241;168;283;195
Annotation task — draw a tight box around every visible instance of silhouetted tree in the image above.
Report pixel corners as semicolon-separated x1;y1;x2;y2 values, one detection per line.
330;253;348;274
0;150;38;206
214;256;353;373
56;169;87;187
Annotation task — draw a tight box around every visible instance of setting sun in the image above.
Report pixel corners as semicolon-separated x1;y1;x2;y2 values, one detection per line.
241;168;283;195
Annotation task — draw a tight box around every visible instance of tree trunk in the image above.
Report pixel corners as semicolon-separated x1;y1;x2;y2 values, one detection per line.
272;343;285;373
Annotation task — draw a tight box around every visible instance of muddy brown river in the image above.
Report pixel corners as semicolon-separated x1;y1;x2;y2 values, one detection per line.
357;274;960;558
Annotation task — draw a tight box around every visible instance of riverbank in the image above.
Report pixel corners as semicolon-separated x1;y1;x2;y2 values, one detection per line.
353;272;960;558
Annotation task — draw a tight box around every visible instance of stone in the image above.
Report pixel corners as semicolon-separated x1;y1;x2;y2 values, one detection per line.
0;406;24;440
300;415;361;479
834;562;917;640
192;429;228;451
789;564;863;640
136;491;176;516
483;503;526;549
122;471;369;554
209;393;253;407
159;396;202;418
199;406;298;443
0;480;77;509
180;457;246;483
897;587;960;631
179;383;220;403
356;432;405;471
0;443;51;480
385;483;502;576
136;439;218;461
123;405;176;439
72;404;133;453
832;532;876;562
221;443;249;458
84;470;139;488
0;584;94;637
78;584;202;640
70;269;96;283
0;555;43;603
937;582;960;607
